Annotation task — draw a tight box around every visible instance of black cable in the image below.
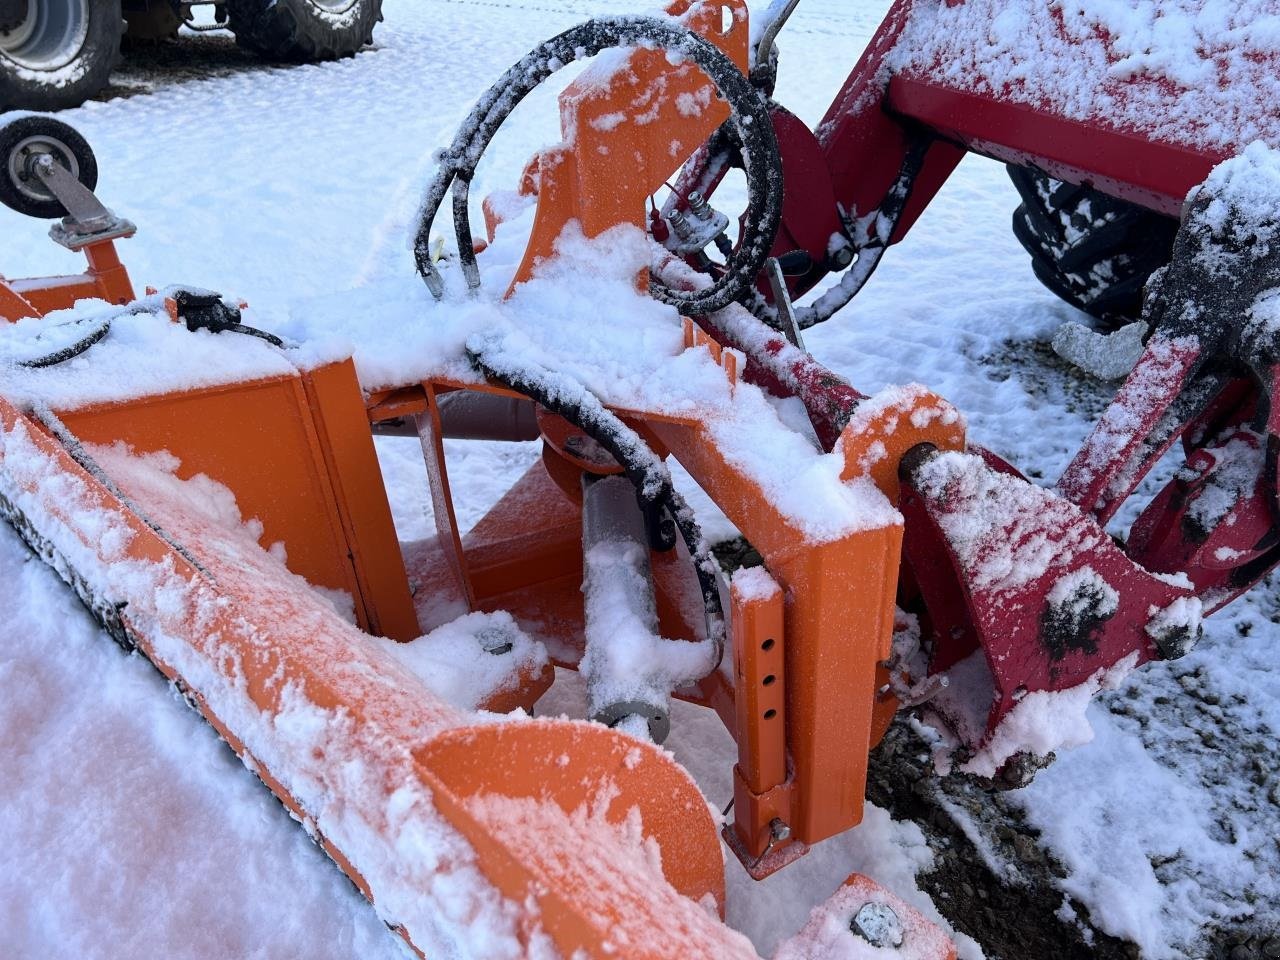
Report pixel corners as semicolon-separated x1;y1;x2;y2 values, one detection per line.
169;288;286;347
415;15;783;318
467;337;727;671
18;320;112;369
14;290;285;370
221;323;284;347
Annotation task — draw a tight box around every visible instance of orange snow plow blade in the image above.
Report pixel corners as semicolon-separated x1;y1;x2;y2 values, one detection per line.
0;388;741;959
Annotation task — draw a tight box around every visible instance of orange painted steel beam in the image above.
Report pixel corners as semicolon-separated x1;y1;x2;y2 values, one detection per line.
0;277;37;321
732;572;787;796
2;238;137;321
301;361;423;641
726;570;803;870
412;389;966;850
60;360;420;642
652;415;902;845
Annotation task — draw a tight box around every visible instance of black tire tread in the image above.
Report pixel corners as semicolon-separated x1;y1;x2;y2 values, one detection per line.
224;0;381;62
1008;165;1179;329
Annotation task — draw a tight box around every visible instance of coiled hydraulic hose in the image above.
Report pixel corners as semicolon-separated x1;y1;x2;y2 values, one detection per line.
414;14;783;317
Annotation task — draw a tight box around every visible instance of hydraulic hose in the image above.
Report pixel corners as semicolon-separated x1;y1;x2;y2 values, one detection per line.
794;134;932;329
466;334;727;675
414;14;783;317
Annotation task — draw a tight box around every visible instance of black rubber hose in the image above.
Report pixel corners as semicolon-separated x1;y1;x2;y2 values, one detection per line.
18;320;112;369
794;133;931;329
467;337;727;671
14;291;285;369
414;15;783;317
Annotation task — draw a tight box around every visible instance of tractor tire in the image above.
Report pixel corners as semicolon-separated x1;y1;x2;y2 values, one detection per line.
0;0;124;112
123;2;185;43
1008;165;1179;329
224;0;381;62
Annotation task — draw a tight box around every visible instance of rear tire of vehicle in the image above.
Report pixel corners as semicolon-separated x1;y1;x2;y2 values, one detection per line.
1008;166;1179;330
0;0;123;112
224;0;381;62
0;114;98;218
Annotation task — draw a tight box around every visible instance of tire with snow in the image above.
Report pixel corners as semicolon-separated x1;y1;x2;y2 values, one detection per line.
225;0;381;62
0;0;123;112
1008;165;1179;329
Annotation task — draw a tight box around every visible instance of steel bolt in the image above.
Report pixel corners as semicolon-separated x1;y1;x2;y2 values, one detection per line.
668;209;693;240
850;902;904;949
768;818;791;842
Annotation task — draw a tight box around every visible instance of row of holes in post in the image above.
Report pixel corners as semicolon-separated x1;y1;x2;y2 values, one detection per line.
762;636;777;720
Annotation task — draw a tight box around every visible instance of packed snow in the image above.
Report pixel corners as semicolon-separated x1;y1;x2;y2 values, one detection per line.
892;0;1280;155
2;1;1279;958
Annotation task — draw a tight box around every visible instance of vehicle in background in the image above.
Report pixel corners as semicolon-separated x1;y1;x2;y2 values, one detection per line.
0;0;383;112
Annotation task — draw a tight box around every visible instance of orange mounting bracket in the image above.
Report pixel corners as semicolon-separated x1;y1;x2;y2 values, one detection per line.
483;0;751;296
0;237;136;323
723;567;809;878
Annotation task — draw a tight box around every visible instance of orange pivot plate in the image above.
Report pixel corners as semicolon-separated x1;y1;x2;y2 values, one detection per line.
775;873;958;960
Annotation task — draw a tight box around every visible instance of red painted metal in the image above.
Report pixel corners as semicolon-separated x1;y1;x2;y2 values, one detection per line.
900;450;1196;750
1128;375;1280;615
668;0;1280;767
886;76;1218;218
1056;334;1205;522
814;0;964;253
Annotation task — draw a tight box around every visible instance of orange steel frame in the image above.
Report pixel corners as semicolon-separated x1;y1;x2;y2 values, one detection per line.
1;237;136;319
0;230;956;918
0;0;965;872
0;7;957;953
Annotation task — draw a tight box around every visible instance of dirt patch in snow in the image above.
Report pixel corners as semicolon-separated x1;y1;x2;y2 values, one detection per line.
97;34;312;101
867;715;1280;960
867;719;1133;959
977;336;1114;430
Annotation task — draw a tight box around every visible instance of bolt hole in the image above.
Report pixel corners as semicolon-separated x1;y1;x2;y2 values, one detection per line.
763;708;777;719
762;674;776;686
761;638;775;651
720;5;734;34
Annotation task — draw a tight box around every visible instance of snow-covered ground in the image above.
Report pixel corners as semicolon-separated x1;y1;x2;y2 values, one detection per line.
2;1;1277;958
